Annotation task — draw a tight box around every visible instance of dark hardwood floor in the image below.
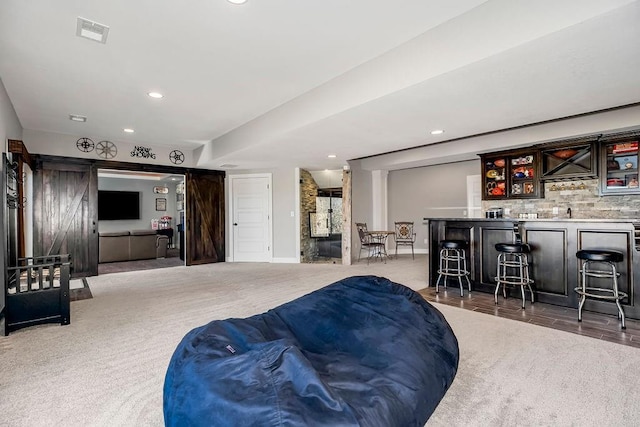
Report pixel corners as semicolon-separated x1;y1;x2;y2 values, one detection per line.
418;285;640;349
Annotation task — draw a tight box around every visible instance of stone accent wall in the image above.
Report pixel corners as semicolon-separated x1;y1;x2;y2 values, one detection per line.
300;169;319;262
482;179;640;219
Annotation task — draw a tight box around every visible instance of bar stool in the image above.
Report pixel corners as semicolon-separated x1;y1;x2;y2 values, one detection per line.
435;240;471;297
494;243;534;309
575;249;626;329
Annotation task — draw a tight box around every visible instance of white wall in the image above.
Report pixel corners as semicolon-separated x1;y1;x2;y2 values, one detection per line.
0;78;22;150
348;160;373;261
387;160;480;251
22;129;197;168
98;177;181;233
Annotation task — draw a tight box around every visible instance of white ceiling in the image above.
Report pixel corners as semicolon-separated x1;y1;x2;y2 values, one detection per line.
1;0;639;171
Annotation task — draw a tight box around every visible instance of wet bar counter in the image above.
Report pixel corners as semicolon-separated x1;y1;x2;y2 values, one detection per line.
425;218;640;320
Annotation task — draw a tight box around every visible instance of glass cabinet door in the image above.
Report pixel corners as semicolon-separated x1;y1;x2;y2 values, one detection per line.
601;137;639;194
482;156;507;199
508;152;541;198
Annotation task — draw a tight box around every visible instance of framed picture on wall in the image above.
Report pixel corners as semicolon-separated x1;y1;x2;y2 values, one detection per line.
156;198;167;211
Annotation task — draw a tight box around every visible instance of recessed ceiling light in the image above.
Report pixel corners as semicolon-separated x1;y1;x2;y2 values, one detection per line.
69;114;87;122
123;128;135;133
148;92;163;99
430;129;445;135
328;154;337;158
227;0;247;4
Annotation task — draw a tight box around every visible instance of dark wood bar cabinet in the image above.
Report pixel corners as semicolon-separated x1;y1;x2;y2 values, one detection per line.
425;218;640;320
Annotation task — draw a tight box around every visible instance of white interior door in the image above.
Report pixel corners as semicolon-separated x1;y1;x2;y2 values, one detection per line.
230;174;272;262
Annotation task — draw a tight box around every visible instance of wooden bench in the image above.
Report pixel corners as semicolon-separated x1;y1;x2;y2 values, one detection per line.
5;254;71;335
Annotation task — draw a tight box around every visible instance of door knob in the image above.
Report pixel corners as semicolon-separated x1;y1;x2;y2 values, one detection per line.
233;223;238;226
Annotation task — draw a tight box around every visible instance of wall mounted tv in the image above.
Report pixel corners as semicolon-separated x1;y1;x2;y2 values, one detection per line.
98;190;140;220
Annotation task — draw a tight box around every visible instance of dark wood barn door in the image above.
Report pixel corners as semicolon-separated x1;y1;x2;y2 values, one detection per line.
33;160;98;278
185;171;225;265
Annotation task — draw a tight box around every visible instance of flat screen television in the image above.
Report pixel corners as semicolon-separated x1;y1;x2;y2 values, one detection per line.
98;190;140;220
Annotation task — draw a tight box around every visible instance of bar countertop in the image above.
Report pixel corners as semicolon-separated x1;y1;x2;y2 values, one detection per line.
423;217;639;223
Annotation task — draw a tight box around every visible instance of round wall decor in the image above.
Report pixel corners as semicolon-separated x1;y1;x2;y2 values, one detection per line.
76;137;95;152
96;140;118;159
169;150;185;165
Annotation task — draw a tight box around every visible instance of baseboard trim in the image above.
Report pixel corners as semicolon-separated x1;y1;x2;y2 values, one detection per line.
271;257;300;264
392;248;428;255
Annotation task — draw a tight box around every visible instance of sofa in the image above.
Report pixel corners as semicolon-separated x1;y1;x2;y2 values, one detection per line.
99;230;168;263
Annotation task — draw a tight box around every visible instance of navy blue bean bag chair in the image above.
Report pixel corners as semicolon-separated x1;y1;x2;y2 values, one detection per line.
163;275;458;426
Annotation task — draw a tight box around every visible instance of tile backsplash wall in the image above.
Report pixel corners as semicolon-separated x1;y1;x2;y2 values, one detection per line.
482;179;640;219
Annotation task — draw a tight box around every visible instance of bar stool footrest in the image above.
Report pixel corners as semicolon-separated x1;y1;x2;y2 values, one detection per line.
578;269;621;279
438;270;470;277
495;276;534;286
574;287;627;300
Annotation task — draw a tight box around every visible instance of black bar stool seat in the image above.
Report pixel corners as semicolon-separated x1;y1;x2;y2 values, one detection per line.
495;243;531;254
494;242;534;309
575;249;626;329
435;240;471;297
441;240;467;250
576;249;623;263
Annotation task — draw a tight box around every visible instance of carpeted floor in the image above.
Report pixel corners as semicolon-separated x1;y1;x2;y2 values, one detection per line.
1;257;639;426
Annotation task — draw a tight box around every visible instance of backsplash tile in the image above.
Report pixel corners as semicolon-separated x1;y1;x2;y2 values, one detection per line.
482;179;640;219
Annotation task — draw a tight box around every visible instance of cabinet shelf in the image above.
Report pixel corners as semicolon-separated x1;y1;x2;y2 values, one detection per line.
607;169;638;175
600;132;640;195
481;150;542;200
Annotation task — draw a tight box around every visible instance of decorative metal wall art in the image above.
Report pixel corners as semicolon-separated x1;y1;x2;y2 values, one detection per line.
131;146;156;159
76;137;95;152
96;140;118;159
169;150;185;165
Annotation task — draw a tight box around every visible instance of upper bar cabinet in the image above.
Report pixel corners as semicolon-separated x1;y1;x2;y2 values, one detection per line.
481;148;542;200
600;131;640;195
540;137;598;181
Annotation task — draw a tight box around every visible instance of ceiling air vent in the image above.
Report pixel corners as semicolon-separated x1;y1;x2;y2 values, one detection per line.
76;17;110;44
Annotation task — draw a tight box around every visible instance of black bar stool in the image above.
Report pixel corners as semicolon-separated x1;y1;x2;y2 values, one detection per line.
575;249;626;329
494;243;534;309
435;240;471;297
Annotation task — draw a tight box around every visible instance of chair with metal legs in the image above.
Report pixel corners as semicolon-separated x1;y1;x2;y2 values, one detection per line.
394;222;417;259
494;243;534;309
356;223;385;264
435;240;471;297
575;249;626;329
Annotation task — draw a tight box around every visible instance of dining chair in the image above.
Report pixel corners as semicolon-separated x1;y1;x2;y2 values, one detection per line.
394;221;417;259
356;223;384;264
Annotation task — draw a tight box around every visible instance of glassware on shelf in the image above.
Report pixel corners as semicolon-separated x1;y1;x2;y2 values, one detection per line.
159;215;172;229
